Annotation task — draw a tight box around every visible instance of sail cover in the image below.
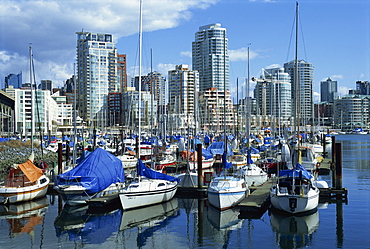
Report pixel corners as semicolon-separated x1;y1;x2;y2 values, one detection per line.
55;148;125;194
137;160;180;183
278;163;313;179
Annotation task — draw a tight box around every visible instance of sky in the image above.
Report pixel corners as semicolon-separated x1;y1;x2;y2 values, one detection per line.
0;0;369;103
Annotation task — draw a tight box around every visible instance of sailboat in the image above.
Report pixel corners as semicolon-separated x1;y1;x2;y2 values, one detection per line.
238;46;268;187
119;0;179;211
269;2;320;215
54;147;126;206
207;30;248;210
0;47;50;205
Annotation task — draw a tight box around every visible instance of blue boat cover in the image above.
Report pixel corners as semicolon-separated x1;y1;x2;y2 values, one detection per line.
55;148;125;194
137;159;180;183
206;141;233;157
278;163;313;179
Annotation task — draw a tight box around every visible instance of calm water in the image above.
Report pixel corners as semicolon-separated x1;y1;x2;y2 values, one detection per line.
1;135;370;249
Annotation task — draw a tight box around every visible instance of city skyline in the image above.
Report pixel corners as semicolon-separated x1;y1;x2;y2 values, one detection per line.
0;0;369;102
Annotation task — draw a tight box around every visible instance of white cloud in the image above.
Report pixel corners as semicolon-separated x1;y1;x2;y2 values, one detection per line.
313;91;320;103
180;51;192;57
338;86;350;97
157;63;177;76
0;0;219;88
229;47;258;62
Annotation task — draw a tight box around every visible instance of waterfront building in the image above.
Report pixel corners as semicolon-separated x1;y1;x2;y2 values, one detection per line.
0;90;14;134
76;31;116;128
40;80;52;92
117;53;127;92
284;59;314;126
198;87;234;133
356;81;370;95
122;87;156;130
5;87;60;137
321;78;338;103
5;72;22;89
192;23;229;92
333;94;370;130
253;68;292;127
168;65;199;133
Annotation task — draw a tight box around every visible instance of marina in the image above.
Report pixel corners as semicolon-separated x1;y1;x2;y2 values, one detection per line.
0;134;369;248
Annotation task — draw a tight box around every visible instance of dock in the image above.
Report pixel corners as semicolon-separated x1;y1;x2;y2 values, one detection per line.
86;193;121;213
238;179;276;219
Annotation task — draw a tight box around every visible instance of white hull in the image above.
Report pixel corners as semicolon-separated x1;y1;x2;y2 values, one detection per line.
207;176;248;210
119;179;178;210
0;175;49;204
239;164;268;186
55;182;125;206
189;158;215;170
270;184;319;214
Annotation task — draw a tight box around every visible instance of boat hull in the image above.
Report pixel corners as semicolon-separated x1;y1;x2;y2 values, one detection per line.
119;179;178;210
207;176;247;210
270;188;319;214
55;183;125;206
0;175;49;204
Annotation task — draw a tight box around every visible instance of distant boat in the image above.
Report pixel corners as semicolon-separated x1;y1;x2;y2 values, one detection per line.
119;159;179;210
239;163;268;187
351;128;368;135
54;148;126;206
0;153;50;204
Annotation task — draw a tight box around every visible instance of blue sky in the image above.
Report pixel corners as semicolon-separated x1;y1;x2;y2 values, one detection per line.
0;0;369;102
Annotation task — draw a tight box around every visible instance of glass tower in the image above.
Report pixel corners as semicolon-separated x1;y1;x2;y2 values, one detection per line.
76;31;116;128
192;23;229;92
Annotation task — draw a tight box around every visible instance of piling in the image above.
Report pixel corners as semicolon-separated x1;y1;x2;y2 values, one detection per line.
197;143;203;189
57;143;63;175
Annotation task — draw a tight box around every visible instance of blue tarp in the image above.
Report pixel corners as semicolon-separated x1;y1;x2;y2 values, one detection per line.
222;152;232;169
202;148;213;160
278;163;313;179
137;159;180;183
206;142;233;157
55;148;125;194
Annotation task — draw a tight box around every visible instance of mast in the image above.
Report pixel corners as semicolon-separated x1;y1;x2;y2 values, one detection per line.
246;46;251;165
295;1;300;146
137;0;143;159
29;46;34;152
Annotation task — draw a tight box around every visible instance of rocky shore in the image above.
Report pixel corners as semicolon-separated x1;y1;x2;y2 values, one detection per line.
0;141;58;178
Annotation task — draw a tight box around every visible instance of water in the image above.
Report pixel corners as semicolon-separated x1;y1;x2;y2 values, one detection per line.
1;135;370;249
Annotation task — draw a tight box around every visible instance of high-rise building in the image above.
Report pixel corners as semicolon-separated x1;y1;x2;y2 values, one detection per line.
76;31;116;127
40;80;52;92
5;72;22;89
284;59;314;126
168;65;199;132
117;53;127;92
320;78;338;103
253;68;292;126
192;23;229;92
356;81;370;95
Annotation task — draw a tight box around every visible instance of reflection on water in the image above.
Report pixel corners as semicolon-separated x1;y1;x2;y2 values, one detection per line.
270;210;319;249
0;197;49;238
54;203;122;245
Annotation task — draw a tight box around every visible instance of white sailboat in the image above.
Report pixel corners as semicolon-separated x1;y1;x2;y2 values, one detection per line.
0;47;50;204
207;30;248;210
269;2;320;215
119;0;179;210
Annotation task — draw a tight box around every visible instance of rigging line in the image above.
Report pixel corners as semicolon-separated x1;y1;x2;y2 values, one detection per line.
286;12;296;62
31;47;45;160
299;14;308;61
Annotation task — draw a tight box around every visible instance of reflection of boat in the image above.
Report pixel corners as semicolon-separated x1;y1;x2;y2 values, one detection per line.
54;148;126;205
0;153;50;204
119;198;178;230
207;205;242;230
0;197;49;237
54;204;122;244
270;210;319;248
119;160;179;210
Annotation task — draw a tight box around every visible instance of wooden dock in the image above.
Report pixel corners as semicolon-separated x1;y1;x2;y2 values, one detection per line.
86;193;121;213
238;179;276;219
